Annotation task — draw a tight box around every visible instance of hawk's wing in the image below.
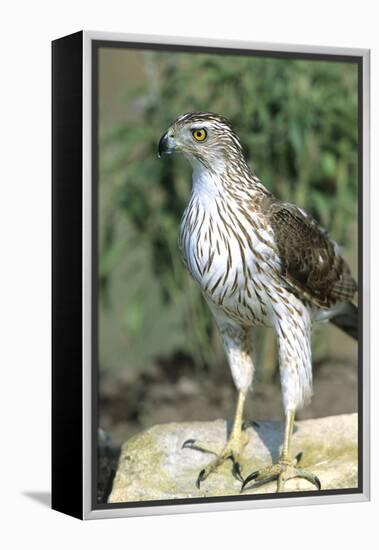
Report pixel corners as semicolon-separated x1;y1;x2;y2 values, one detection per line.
269;201;357;308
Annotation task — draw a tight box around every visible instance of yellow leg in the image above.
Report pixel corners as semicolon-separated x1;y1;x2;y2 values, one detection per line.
229;389;247;443
182;389;249;487
280;408;295;463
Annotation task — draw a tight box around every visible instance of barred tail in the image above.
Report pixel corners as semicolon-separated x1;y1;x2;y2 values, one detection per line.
330;301;358;340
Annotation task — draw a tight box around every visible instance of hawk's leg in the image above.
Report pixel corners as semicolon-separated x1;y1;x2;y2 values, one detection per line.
241;409;321;493
182;389;249;487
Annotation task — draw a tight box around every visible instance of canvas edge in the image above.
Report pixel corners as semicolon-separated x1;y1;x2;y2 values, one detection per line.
52;30;84;520
81;30;370;520
82;30;92;520
361;47;370;503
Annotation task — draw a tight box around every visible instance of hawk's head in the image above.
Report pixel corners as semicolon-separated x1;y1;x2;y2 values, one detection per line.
158;112;244;173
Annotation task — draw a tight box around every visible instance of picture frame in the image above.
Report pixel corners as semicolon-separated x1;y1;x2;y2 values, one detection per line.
52;30;370;520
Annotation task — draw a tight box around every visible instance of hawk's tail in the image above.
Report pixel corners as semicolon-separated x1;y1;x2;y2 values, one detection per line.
330;301;358;340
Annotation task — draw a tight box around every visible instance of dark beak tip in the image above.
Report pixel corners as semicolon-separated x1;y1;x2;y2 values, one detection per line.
158;133;168;159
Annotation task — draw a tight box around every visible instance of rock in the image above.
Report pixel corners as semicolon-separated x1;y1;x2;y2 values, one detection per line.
108;413;358;503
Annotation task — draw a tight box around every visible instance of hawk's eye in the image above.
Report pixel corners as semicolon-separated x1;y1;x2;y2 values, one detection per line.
192;128;207;141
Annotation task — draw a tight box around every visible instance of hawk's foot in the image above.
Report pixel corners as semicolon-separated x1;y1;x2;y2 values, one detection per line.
241;452;321;493
182;428;249;488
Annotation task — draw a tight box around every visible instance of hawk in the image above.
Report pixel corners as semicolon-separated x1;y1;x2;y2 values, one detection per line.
158;112;357;492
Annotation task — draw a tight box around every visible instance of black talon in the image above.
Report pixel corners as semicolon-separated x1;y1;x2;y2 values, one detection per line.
196;469;206;489
295;452;303;464
241;470;260;492
314;476;321;491
182;438;196;449
182;439;218;456
242;474;278;492
232;461;244;483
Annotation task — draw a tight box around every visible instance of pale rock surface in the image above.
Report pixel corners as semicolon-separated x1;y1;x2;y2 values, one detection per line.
108;413;358;503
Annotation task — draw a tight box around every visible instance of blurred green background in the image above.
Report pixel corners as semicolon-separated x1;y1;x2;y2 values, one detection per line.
98;47;358;456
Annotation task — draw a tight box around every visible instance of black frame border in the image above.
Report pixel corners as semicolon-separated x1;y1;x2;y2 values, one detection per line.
52;31;84;519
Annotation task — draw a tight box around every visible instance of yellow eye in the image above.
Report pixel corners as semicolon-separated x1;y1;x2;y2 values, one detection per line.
192;128;207;141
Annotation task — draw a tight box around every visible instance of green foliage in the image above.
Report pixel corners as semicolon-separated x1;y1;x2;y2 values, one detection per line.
100;50;358;373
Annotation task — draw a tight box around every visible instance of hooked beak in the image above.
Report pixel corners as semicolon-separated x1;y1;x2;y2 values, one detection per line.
158;132;176;158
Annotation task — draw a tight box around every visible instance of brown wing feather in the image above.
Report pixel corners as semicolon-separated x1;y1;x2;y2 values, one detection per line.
269;201;357;308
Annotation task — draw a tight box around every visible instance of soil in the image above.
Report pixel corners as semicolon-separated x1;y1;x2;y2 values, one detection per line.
97;349;358;503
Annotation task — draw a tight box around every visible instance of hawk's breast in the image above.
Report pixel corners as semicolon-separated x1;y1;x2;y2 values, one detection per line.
179;193;284;327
